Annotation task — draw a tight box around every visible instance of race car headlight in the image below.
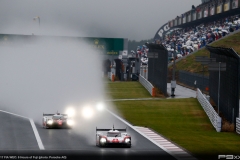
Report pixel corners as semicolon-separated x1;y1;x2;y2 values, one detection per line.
125;138;131;143
100;138;107;143
47;120;53;125
65;107;76;118
67;119;74;126
96;102;104;111
82;106;94;119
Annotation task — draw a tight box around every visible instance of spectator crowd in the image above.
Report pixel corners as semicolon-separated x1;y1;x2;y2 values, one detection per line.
161;14;240;62
131;14;240;64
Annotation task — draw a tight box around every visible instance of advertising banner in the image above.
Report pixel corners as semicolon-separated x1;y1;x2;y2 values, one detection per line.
198;9;202;19
171;20;174;27
178;17;182;25
155;23;170;39
210;6;215;15
78;37;124;55
0;34;124;55
182;15;186;24
224;2;230;11
192;12;196;21
174;19;178;26
168;21;171;28
188;13;191;22
204;8;209;17
217;4;222;14
232;0;239;9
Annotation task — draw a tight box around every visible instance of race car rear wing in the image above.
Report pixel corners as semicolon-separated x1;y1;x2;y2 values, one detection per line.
43;114;54;116
96;127;127;132
43;113;68;116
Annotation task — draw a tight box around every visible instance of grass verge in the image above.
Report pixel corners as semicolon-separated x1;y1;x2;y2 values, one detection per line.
105;81;152;99
106;81;240;160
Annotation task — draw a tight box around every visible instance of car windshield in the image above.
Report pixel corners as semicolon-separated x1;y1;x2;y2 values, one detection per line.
52;115;66;120
107;132;121;137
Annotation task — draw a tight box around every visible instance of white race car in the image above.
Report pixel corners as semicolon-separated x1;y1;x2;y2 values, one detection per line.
96;125;131;148
42;112;74;129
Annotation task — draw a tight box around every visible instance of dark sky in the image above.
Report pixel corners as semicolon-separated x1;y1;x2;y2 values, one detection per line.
0;0;200;40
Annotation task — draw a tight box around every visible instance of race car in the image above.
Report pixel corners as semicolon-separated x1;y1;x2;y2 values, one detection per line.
96;125;131;148
42;112;74;129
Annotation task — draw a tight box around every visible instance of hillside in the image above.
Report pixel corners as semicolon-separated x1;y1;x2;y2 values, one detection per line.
169;31;240;76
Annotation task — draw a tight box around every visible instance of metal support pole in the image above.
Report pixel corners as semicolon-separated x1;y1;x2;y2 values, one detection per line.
172;50;176;81
202;64;204;93
171;41;176;97
218;62;221;114
232;108;234;124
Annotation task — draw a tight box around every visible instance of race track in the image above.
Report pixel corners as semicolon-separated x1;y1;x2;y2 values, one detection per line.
0;109;176;160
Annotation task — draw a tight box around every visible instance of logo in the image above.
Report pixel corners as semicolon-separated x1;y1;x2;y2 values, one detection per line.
211;7;214;15
158;24;170;38
91;39;104;50
3;36;8;41
94;39;99;45
218;155;240;159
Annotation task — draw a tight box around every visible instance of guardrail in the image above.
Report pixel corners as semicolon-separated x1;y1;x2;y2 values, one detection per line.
108;67;116;82
139;74;155;97
237;118;240;134
140;65;148;79
108;72;114;81
196;88;221;132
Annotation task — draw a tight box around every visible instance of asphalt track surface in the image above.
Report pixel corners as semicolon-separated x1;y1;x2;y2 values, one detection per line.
0;109;177;160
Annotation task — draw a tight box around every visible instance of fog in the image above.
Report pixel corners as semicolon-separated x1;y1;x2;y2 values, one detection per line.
0;0;201;41
2;0;202;145
0;25;129;145
0;34;110;122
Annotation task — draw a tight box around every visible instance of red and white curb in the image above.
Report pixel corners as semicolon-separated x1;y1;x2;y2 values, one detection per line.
134;126;197;160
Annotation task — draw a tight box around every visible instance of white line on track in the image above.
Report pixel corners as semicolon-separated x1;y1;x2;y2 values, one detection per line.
0;110;45;150
29;119;45;150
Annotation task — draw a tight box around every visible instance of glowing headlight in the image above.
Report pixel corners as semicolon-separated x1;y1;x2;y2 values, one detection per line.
65;107;76;118
82;106;94;119
67;119;74;126
125;138;130;143
96;102;104;111
100;138;107;143
47;120;53;125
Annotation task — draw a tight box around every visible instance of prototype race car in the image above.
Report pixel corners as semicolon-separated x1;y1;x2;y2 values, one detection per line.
42;112;74;129
96;125;131;148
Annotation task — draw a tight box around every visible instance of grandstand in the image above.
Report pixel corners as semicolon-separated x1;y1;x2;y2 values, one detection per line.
152;0;240;61
147;0;240;133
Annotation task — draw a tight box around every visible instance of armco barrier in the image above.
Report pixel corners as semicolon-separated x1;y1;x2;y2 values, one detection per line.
140;65;148;80
108;72;114;81
139;74;155;97
196;88;222;132
237;118;240;134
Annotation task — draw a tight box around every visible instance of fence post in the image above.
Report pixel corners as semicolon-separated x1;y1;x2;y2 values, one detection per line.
216;116;222;132
146;66;148;80
144;66;147;79
152;88;156;97
111;73;115;82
